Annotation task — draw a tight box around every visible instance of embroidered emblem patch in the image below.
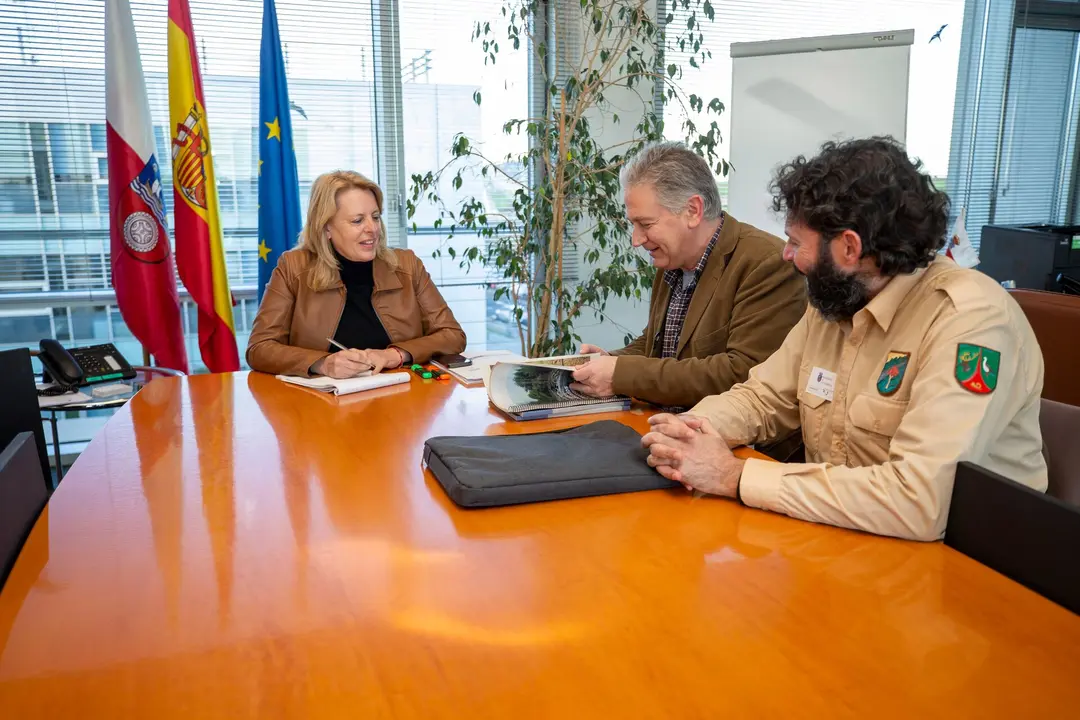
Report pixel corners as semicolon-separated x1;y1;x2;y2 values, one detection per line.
955;343;1000;394
876;351;910;396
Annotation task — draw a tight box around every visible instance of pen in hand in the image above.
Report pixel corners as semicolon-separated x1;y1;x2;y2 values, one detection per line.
326;337;375;373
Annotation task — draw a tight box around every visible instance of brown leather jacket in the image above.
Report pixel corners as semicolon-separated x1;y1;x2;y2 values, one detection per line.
611;214;806;408
246;247;466;376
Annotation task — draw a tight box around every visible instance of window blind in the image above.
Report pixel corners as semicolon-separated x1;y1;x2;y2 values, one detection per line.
0;0;381;293
950;0;1080;244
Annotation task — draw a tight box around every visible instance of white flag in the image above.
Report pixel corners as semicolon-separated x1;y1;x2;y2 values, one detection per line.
946;208;980;269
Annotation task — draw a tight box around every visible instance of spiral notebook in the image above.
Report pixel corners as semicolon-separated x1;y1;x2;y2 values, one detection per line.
486;356;630;421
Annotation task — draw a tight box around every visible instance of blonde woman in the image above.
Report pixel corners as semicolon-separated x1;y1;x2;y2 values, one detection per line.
247;171;466;378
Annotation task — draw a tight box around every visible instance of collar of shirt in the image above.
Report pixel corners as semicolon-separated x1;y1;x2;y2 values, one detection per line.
663;214;725;290
856;263;932;332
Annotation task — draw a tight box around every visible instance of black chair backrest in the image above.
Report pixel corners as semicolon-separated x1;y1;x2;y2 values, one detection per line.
0;432;49;589
1040;398;1080;508
0;348;51;490
946;462;1080;616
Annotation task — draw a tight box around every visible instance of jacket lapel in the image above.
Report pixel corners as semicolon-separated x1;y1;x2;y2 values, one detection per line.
645;273;670;356
675;216;740;357
372;254;404;293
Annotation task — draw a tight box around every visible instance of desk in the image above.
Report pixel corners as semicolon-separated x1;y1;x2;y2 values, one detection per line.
1;372;1079;717
39;366;185;482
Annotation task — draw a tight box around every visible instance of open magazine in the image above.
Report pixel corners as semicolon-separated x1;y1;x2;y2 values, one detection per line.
486;354;631;421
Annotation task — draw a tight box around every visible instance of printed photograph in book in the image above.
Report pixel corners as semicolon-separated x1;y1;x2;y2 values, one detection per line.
508;365;593;406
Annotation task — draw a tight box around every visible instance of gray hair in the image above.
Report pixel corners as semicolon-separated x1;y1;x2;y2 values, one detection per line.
620;142;722;219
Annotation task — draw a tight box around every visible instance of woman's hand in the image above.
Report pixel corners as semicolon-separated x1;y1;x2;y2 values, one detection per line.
313;349;373;379
355;348;405;374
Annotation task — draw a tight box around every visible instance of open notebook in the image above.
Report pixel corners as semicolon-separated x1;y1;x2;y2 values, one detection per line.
276;372;410;396
486;355;630;421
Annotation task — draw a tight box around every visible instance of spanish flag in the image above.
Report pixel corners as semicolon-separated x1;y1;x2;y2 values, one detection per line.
167;0;240;372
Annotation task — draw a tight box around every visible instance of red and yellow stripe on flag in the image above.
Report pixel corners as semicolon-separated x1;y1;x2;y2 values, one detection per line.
167;0;240;372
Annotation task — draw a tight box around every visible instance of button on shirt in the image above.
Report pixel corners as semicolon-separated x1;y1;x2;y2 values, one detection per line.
690;255;1047;541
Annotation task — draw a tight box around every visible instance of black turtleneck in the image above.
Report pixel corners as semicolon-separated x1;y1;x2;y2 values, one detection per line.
331;251;392;352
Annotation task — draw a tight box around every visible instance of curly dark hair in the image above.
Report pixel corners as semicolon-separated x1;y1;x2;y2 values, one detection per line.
770;136;950;276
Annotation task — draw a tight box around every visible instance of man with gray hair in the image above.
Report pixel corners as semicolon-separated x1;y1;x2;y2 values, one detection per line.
572;142;806;418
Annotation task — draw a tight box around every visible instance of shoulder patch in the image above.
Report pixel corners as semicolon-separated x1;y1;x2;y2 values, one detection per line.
955;343;1000;394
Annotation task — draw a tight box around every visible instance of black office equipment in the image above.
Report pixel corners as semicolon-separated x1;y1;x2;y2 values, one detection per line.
978;223;1080;291
0;348;51;489
946;462;1080;616
38;340;136;388
423;420;676;507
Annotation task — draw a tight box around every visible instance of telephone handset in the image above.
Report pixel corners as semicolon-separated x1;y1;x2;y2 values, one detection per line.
38;339;136;392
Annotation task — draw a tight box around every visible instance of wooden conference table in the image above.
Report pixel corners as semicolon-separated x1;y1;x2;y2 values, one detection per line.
1;372;1079;717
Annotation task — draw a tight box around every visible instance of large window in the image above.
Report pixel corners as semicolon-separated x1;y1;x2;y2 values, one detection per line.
0;0;530;371
665;0;967;207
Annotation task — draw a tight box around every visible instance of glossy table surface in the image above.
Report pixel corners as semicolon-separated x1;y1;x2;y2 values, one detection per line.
2;372;1079;718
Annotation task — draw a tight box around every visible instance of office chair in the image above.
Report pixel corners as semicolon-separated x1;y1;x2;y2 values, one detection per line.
0;433;49;589
1040;398;1080;508
0;348;51;490
1010;289;1080;406
946;462;1080;616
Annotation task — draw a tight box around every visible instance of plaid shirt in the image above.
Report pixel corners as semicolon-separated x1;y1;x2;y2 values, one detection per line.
659;215;725;360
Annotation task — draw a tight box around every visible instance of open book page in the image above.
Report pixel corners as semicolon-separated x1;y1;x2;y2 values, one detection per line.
487;358;616;413
515;353;597;370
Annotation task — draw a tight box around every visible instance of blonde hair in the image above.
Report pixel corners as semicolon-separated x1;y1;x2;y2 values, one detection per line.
299;170;397;291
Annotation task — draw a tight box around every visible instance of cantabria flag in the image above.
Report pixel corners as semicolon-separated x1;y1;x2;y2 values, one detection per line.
106;0;188;372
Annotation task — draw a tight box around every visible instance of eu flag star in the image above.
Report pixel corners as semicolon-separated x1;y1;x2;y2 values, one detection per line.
258;239;271;262
264;117;282;141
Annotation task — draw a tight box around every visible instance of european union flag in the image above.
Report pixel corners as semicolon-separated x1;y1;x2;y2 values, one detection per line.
257;0;302;302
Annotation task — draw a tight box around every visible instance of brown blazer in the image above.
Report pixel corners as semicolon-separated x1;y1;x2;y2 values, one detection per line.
246;247;466;376
611;214;806;408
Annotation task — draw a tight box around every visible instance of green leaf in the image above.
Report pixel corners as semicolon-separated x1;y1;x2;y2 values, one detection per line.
473;90;482;105
667;63;676;78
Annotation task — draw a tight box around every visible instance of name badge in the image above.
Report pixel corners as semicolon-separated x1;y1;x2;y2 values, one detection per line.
805;367;836;402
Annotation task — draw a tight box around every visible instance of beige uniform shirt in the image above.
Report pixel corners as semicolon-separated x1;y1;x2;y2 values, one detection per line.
690;255;1047;541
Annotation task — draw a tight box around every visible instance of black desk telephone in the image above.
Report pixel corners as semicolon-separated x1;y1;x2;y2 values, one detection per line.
38;339;137;391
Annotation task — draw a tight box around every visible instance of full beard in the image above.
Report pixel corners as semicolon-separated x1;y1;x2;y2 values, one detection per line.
803;243;871;322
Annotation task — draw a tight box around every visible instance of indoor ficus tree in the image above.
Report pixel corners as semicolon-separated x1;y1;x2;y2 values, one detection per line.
407;0;726;357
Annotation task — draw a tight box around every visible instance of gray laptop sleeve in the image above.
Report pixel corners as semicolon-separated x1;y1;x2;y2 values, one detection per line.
423;420;677;508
